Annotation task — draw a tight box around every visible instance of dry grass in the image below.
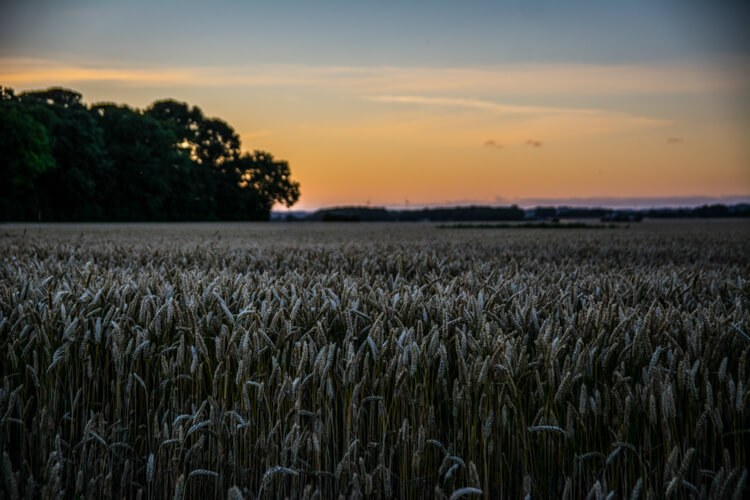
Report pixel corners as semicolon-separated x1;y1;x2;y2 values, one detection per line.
1;221;749;499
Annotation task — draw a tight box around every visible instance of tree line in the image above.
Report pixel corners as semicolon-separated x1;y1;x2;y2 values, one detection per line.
306;205;526;222
289;204;750;222
0;87;299;221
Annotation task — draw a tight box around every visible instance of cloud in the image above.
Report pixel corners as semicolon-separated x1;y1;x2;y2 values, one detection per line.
2;57;746;96
483;140;503;148
0;57;684;142
495;195;750;209
666;137;684;144
526;140;543;147
365;95;670;135
368;95;602;116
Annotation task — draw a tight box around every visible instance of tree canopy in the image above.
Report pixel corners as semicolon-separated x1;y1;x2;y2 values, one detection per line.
0;87;300;221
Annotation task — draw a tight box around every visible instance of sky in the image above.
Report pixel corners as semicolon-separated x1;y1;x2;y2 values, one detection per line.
2;0;749;209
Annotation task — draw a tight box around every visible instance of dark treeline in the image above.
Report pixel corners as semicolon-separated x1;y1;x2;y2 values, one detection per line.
542;204;750;221
286;203;750;222
0;87;299;221
306;205;526;222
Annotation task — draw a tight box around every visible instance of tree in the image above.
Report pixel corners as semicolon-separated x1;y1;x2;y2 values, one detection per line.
0;87;300;221
91;103;202;220
232;151;300;220
147;100;298;220
145;100;240;167
0;94;55;220
19;88;112;220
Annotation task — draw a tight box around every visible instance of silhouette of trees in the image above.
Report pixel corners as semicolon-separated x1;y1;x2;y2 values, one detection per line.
144;100;300;221
0;87;300;221
230;151;300;220
0;88;55;220
91;103;196;220
18;88;112;220
146;100;241;167
309;205;525;222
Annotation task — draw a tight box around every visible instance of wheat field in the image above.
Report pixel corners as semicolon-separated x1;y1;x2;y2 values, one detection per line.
1;221;748;499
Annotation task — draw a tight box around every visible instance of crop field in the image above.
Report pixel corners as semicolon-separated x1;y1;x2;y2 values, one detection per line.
1;221;749;499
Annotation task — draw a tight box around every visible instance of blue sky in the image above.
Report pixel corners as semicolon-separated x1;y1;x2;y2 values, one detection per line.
3;1;748;66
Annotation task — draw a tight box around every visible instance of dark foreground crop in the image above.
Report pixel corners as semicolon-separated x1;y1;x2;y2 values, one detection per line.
1;221;748;498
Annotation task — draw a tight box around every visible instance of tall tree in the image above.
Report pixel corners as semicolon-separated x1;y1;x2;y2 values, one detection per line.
231;151;300;220
147;100;298;220
0;89;55;220
145;100;240;167
19;88;112;221
92;103;198;220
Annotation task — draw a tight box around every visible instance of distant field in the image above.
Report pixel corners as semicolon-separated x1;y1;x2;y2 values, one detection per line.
1;220;749;499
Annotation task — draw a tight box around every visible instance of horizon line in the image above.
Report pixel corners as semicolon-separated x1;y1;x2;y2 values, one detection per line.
274;195;750;212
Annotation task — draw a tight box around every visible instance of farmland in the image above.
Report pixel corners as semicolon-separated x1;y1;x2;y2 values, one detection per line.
1;221;749;498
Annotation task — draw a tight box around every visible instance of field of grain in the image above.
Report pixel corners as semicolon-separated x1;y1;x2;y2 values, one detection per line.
1;221;749;499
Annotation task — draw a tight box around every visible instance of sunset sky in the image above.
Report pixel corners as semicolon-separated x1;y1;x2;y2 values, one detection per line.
2;0;749;209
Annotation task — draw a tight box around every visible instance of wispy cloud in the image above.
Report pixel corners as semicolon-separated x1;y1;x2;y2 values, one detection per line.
366;95;602;116
2;57;747;95
526;140;543;147
1;58;193;87
363;94;671;132
666;137;684;144
495;195;750;209
483;140;503;148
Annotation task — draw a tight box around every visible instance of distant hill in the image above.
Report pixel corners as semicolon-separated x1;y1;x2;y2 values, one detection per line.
271;203;750;222
306;205;525;222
